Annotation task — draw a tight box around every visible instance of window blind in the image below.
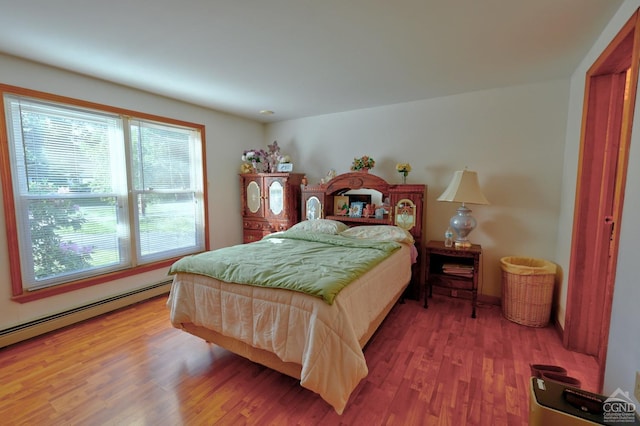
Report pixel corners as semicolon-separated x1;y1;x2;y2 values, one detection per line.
4;94;205;291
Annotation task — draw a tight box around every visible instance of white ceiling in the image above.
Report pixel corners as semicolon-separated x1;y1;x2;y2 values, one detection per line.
0;0;624;123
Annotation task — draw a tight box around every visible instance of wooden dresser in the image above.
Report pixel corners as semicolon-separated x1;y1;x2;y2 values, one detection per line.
240;173;304;243
301;172;426;300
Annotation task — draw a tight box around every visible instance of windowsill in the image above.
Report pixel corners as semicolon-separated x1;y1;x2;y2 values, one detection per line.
11;259;177;303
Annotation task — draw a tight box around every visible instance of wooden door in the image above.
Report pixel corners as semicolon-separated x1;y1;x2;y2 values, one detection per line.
564;10;639;391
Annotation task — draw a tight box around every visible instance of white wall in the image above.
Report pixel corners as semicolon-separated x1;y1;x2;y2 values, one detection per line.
557;0;640;403
266;80;569;299
0;54;262;330
265;1;640;398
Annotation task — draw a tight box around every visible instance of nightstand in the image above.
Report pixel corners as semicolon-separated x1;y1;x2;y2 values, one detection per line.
424;240;482;318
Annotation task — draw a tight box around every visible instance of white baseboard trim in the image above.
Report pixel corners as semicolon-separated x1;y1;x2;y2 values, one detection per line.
0;281;171;349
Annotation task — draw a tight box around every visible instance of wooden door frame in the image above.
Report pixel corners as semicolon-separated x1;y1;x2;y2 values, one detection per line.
564;9;640;392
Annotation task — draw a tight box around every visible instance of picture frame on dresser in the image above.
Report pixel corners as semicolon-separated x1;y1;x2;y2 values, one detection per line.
277;163;294;172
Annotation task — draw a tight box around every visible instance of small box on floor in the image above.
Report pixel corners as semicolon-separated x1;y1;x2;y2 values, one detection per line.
529;377;640;426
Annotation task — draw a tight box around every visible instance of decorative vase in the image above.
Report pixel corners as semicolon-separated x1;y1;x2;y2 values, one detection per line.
402;174;407;184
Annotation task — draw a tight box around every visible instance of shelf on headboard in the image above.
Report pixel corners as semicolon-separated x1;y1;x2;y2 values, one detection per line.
325;215;390;225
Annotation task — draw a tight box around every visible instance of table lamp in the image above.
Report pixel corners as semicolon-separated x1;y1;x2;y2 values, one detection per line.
437;169;489;248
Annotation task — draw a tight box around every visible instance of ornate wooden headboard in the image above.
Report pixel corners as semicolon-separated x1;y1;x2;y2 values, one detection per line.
301;171;427;299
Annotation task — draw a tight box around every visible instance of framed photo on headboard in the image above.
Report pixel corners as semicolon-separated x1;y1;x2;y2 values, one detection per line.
349;202;364;218
334;195;349;216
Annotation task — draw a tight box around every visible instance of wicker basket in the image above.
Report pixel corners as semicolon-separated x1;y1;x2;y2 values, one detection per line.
500;257;556;327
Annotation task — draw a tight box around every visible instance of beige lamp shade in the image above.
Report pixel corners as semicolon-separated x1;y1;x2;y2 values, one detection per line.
437;169;489;205
438;169;489;248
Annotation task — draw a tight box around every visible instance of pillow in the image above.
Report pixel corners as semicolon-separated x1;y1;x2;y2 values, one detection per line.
289;219;349;234
340;225;415;244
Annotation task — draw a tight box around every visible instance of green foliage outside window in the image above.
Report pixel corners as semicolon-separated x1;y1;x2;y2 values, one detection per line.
28;183;93;280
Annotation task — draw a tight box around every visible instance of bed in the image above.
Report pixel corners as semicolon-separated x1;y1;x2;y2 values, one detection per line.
166;221;416;414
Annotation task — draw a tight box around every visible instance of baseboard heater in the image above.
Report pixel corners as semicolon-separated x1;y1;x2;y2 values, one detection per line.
0;280;172;349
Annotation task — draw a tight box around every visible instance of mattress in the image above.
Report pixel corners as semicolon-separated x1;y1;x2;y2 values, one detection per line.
167;243;412;413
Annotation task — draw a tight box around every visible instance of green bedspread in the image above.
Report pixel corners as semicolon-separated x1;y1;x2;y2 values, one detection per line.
168;230;401;304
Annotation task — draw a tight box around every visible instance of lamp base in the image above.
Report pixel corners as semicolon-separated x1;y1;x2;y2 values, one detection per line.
455;240;472;249
449;204;477;247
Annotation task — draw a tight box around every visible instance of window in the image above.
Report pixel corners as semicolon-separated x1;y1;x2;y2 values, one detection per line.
1;87;206;299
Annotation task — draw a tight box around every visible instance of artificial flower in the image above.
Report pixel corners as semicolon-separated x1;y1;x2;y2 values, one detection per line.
241;149;267;163
396;163;412;175
351;155;375;171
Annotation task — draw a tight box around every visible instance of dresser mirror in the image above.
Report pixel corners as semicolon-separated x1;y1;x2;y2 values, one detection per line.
246;180;261;213
268;180;284;215
344;188;383;206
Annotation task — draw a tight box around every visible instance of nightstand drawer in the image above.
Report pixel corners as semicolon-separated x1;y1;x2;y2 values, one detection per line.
430;274;473;290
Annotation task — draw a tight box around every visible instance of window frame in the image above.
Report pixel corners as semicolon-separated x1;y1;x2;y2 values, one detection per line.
0;84;209;303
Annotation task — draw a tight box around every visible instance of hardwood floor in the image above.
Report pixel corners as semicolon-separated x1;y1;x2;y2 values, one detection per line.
0;294;598;425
